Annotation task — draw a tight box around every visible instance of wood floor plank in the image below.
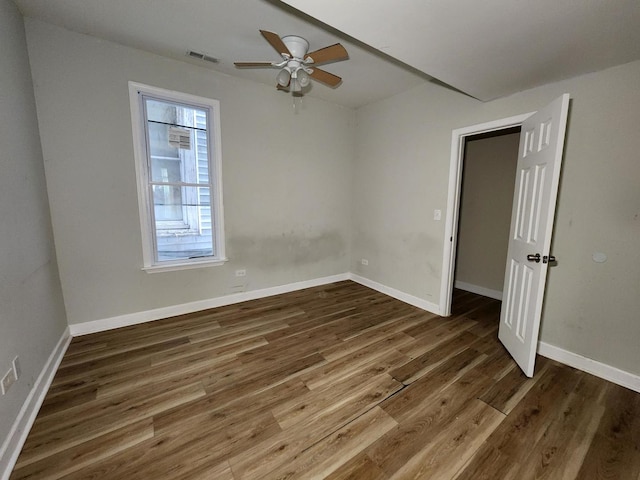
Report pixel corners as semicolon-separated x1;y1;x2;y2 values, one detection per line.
512;377;607;480
153;378;308;437
470;346;517;381
382;348;489;423
173;460;235;480
236;327;338;365
124;412;281;479
370;367;500;475
62;339;107;359
301;335;411;391
403;314;474;342
50;355;151;392
478;356;551;414
95;349;244;398
10;284;640;480
10;419;154;480
325;452;389;480
228;375;402;480
187;319;290;345
151;335;268;367
484;363;584;452
202;351;326;397
454;363;585;479
36;383;98;418
320;326;416;363
16;382;206;468
62;320;221;365
574;383;640;479
391;331;480;384
54;337;190;379
451;444;519;480
450;292;490;315
575;432;640;480
258;406;397;480
386;399;504;479
273;369;402;430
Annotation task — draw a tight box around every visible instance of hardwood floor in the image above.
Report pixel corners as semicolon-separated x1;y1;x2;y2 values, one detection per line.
10;281;640;479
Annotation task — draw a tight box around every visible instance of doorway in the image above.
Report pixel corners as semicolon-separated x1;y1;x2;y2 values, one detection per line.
439;112;532;317
453;127;520;303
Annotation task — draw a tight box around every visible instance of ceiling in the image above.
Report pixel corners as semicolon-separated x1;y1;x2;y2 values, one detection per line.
282;0;640;101
12;0;429;109
14;0;640;107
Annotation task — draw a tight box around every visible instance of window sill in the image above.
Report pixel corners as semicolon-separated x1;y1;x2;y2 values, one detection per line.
142;257;228;273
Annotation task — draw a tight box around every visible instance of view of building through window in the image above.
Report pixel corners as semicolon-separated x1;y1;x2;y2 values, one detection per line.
144;97;214;261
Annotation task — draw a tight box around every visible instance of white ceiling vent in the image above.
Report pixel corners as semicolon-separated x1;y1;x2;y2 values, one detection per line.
187;50;219;64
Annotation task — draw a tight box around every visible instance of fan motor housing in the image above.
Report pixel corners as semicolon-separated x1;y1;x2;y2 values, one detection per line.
281;35;309;60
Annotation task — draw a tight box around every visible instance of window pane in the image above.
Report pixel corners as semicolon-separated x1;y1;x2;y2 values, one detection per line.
145;99;175;123
147;121;179;160
153;186;214;261
145;98;209;186
151;158;182;183
145;99;206;126
152;184;183;222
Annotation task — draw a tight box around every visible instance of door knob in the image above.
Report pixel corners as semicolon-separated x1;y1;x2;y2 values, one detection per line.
526;253;541;263
543;255;556;264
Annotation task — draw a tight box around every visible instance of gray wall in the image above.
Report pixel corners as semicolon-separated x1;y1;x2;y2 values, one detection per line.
353;60;640;376
455;132;519;293
0;0;67;465
24;19;355;325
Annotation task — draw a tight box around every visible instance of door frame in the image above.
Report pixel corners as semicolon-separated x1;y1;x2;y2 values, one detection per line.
439;112;533;317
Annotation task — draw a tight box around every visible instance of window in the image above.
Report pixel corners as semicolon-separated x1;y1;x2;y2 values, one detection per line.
129;82;225;272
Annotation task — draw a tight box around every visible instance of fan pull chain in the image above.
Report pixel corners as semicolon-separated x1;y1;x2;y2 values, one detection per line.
292;94;303;113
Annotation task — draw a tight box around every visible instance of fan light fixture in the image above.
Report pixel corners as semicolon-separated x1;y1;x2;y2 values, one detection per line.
296;69;310;88
278;36;311;92
276;67;291;87
234;30;349;95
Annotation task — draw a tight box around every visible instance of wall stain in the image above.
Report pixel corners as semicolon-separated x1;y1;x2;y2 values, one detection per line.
227;230;346;269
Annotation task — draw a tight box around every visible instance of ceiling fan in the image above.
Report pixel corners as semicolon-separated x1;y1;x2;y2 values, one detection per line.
234;30;349;92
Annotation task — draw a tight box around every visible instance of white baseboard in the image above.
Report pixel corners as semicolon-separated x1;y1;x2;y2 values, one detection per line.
0;327;72;480
349;273;441;315
69;273;350;336
69;272;441;337
538;341;640;393
454;281;502;301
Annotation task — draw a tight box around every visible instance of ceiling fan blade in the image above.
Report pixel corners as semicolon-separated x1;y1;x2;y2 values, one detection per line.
234;62;274;67
308;67;342;87
260;30;292;58
305;43;348;65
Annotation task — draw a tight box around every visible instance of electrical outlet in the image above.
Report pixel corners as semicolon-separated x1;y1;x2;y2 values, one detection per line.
361;259;369;266
12;356;21;379
1;368;16;395
235;269;246;277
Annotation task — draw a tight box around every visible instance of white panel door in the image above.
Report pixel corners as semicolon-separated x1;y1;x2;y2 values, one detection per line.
499;94;570;377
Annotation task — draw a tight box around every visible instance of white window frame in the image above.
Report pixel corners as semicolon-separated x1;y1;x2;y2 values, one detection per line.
128;82;226;273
